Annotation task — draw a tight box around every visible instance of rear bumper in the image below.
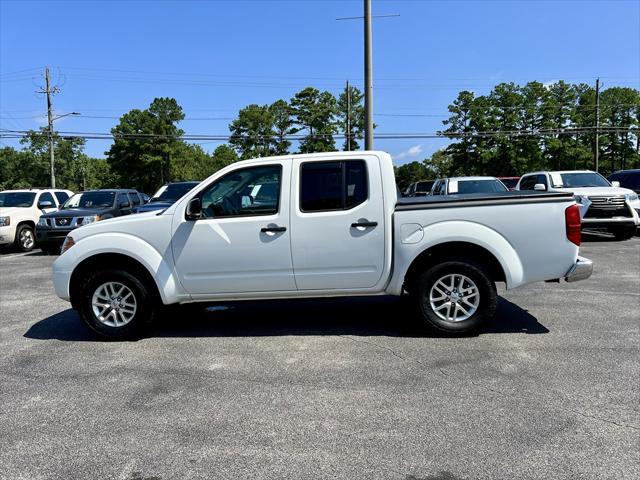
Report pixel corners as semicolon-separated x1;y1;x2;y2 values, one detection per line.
565;256;593;283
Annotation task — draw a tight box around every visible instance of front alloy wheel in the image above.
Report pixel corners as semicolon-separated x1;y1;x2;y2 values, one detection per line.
17;225;35;252
91;281;138;327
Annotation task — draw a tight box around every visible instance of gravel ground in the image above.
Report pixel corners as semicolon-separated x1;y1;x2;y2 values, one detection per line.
0;234;638;480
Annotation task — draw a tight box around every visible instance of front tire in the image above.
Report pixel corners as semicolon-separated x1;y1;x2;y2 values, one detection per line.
77;268;156;340
15;224;35;252
415;260;497;334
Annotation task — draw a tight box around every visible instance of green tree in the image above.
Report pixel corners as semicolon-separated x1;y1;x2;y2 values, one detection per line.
337;84;365;151
229;104;275;159
211;144;239;172
291;87;337;153
106;97;185;193
270;99;296;155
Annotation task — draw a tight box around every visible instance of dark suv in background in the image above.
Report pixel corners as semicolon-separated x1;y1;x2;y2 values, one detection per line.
135;181;199;213
609;169;640;194
36;189;145;254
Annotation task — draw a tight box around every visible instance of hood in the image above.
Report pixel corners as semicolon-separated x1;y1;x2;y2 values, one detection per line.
70;210;159;240
555;186;636;197
42;207;109;218
0;206;31;217
135;202;172;213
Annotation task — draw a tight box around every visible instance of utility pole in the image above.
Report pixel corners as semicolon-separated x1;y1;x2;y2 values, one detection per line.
41;67;59;188
594;78;600;173
346;80;352;151
337;4;397;152
364;0;373;150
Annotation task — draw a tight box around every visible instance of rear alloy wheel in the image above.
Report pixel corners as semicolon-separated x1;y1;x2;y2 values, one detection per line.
15;224;35;252
416;260;496;334
78;268;155;340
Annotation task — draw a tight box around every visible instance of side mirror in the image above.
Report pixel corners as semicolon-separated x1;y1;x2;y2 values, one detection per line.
119;201;131;208
611;181;620;187
185;197;202;220
38;200;53;209
534;183;547;191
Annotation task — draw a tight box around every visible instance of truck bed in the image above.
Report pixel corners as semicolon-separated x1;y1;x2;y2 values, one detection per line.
396;191;573;211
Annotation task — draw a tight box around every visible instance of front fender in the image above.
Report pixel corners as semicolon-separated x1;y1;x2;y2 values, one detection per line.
388;220;524;295
54;232;183;304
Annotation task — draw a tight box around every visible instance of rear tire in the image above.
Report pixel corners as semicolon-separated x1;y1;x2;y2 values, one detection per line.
611;226;636;241
15;224;35;252
77;268;156;340
415;260;496;334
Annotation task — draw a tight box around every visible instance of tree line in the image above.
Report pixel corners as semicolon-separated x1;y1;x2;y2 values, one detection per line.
1;81;638;194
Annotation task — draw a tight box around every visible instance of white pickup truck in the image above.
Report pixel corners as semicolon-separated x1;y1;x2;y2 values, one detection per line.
52;151;592;339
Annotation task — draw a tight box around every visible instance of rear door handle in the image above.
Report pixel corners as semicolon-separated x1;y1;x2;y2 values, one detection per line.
261;226;286;233
351;221;378;228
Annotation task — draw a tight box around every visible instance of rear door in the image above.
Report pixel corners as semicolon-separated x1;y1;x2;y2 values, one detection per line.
290;156;385;290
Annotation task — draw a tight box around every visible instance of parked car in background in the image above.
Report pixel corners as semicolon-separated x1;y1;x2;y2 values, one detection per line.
36;189;145;254
51;151;591;340
516;170;640;240
497;176;520;191
404;180;435;197
608;169;640;194
430;176;509;196
134;181;199;213
0;188;73;252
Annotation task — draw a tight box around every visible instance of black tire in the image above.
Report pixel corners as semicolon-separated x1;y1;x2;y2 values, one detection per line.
611;226;636;241
77;268;156;340
415;260;497;334
15;224;35;252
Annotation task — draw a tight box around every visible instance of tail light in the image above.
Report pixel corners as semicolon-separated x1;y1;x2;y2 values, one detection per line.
565;204;581;246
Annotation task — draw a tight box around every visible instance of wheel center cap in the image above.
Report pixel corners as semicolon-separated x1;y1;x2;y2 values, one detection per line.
450;293;460;302
110;299;119;308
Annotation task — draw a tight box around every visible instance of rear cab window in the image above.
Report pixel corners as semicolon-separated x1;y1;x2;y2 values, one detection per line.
300;160;368;212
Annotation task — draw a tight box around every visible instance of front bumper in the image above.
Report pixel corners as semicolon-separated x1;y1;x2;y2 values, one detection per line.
36;226;74;245
565;256;593;283
0;225;17;245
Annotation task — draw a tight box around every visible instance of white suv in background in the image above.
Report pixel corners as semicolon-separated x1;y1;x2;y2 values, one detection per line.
516;170;640;240
0;188;73;252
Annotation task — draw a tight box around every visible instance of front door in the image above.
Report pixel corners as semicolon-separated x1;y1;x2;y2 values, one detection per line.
171;161;296;296
290;157;385;290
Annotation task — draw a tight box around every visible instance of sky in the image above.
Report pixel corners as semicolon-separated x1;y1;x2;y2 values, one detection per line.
1;0;639;165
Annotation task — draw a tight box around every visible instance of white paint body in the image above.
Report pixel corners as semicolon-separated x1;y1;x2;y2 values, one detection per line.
0;189;73;246
52;151;583;305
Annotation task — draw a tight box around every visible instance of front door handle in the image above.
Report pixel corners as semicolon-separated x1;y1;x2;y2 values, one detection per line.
351;221;378;228
261;226;286;233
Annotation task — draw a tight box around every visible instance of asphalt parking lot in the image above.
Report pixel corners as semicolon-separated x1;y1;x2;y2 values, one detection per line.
0;235;638;480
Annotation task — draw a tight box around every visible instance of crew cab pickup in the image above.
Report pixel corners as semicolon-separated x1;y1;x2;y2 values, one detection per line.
52;151;592;339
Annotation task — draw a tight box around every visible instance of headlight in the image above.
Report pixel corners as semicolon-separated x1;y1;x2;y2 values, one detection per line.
60;236;75;254
80;215;101;225
37;217;48;227
0;216;9;227
624;193;639;202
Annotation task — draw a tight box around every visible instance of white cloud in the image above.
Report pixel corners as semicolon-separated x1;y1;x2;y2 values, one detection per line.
393;144;423;161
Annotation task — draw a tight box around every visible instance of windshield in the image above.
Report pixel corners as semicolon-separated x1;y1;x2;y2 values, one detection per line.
555;172;610;188
457;180;508;194
0;192;36;208
63;191;115;209
151;183;198;202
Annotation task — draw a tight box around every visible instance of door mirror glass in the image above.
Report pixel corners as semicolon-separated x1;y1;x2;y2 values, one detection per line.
611;180;620;187
38;200;53;209
534;183;547;191
186;197;202;220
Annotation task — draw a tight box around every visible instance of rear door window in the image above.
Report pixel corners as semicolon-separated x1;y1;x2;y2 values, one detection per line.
300;160;368;212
